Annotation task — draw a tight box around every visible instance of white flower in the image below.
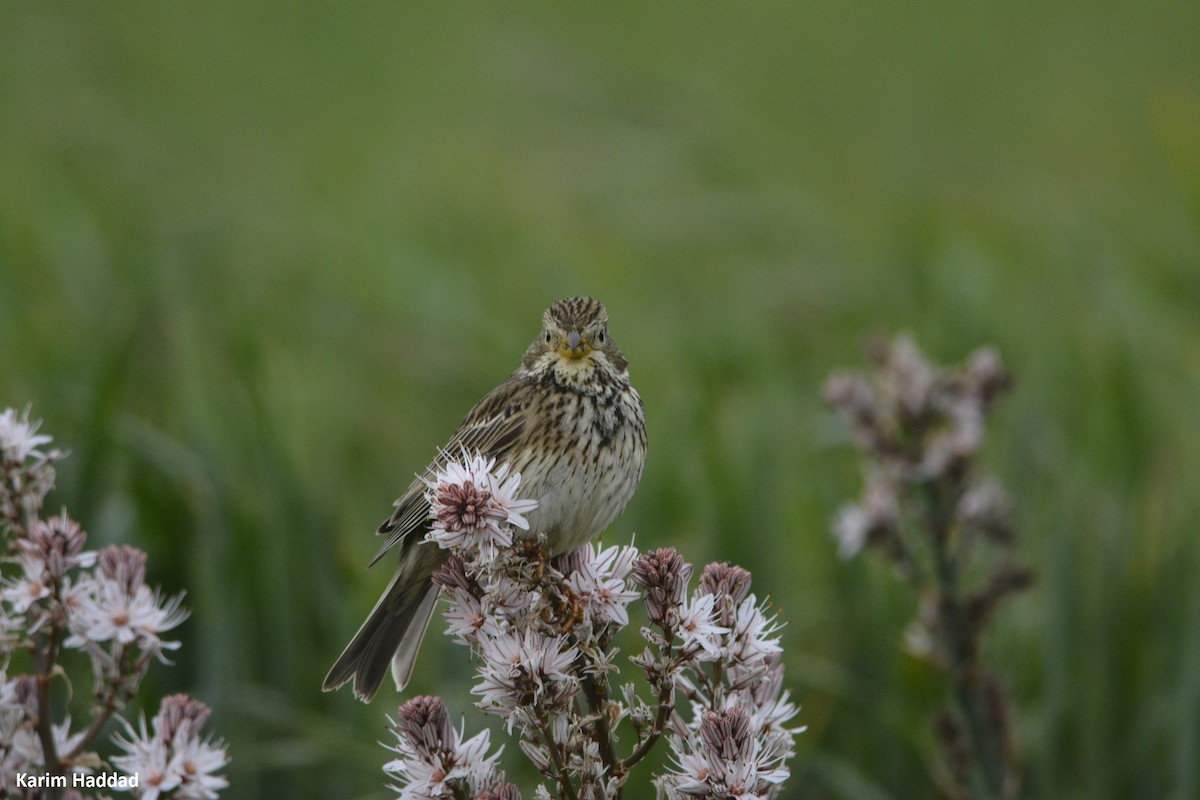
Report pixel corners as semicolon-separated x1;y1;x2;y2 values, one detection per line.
385;752;455;799
442;589;502;646
745;689;799;742
64;547;188;654
453;727;503;790
472;629;579;721
0;597;22;644
3;513;97;629
668;749;714;795
172;734;231;799
832;473;901;560
0;558;51;613
0;407;53;464
113;727;182;800
66;575;188;653
8;716;93;777
479;460;539;532
885;335;935;417
0;673;19;717
726;595;783;665
564;543;640;627
832;503;869;559
676;593;728;660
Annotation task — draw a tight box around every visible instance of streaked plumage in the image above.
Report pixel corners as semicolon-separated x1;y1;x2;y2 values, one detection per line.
323;297;646;701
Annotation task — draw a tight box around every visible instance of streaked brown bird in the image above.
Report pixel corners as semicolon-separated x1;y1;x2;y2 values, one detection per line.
324;297;647;701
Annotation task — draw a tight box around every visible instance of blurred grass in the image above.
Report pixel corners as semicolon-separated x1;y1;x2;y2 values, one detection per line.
2;1;1199;798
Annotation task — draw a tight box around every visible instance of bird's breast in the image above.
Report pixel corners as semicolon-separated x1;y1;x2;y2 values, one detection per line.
513;385;646;553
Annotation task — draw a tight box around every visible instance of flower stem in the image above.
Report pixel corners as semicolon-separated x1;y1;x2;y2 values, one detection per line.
33;628;64;800
620;649;677;773
581;671;620;791
927;483;1008;800
67;645;136;762
539;716;578;800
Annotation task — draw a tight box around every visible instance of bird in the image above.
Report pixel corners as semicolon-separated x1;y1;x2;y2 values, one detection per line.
323;296;647;702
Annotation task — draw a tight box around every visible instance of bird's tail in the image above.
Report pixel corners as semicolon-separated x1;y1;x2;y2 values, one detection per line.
323;566;440;702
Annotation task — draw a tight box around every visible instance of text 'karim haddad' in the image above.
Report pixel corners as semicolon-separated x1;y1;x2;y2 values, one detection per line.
16;771;139;789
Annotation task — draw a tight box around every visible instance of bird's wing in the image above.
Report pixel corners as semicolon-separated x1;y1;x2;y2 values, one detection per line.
370;375;531;566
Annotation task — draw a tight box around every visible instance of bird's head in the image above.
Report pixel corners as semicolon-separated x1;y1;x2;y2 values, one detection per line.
522;297;629;388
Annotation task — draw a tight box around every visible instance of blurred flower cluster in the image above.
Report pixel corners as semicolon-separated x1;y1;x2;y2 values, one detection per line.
824;337;1031;800
380;451;801;800
1;407;227;799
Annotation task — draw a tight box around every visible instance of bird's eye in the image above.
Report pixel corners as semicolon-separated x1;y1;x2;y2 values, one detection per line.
597;329;606;343
544;331;553;344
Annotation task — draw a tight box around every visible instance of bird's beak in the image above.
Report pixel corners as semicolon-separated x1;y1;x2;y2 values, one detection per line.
558;330;592;360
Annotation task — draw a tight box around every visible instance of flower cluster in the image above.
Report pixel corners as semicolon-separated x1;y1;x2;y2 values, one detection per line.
424;451;538;563
112;695;228;799
380;452;801;800
661;707;788;799
1;407;61;545
65;546;188;655
825;338;1028;800
0;407;227;799
823;336;1014;562
383;695;507;800
636;556;798;800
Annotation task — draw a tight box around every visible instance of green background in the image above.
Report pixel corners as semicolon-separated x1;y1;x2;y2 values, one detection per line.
2;2;1198;798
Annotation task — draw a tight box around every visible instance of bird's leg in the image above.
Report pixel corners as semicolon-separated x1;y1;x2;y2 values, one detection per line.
560;584;584;632
514;536;586;633
540;581;584;633
516;537;552;581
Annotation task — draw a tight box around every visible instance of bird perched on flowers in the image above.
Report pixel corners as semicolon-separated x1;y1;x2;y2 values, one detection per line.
324;297;647;701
